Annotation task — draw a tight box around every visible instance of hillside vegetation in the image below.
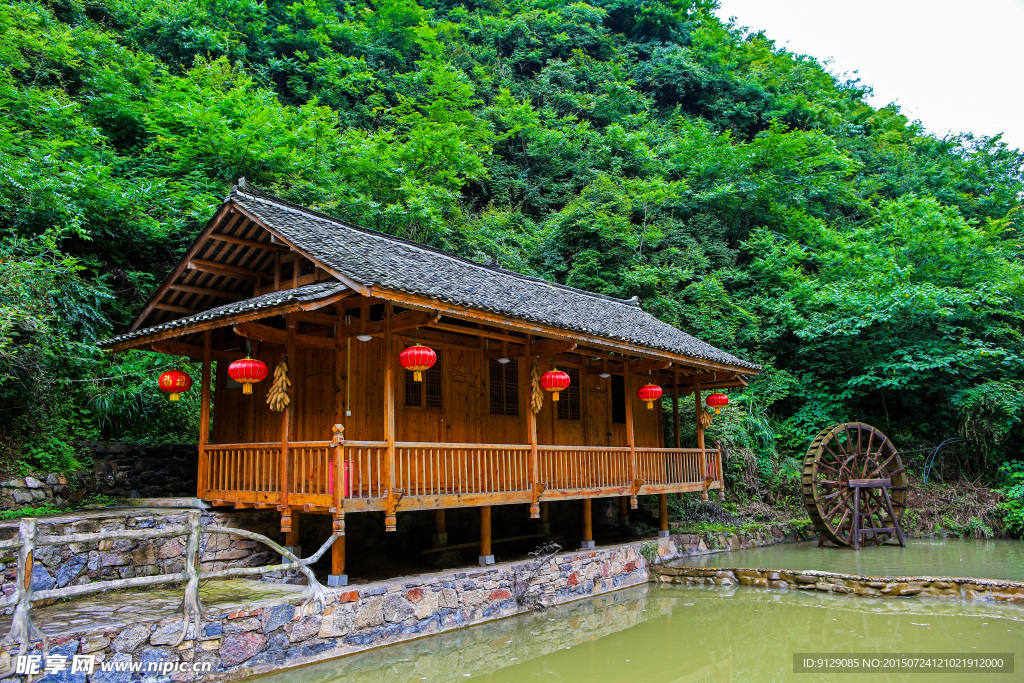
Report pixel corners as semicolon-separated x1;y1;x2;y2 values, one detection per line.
2;0;1022;508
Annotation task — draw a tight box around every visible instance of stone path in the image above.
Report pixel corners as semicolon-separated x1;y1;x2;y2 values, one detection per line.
0;579;306;637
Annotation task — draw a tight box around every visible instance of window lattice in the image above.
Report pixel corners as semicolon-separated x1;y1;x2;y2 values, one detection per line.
404;349;442;408
489;359;519;416
557;366;581;421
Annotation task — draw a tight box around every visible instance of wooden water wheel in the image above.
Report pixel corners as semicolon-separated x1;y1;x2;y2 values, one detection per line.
802;423;908;548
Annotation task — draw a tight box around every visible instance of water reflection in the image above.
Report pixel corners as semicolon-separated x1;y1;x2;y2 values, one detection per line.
256;582;1024;683
682;538;1024;581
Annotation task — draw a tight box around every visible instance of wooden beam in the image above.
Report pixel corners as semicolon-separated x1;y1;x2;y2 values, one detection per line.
168;284;243;300
630;359;672;374
428;321;526;344
153;302;199;315
187;259;264;281
335;310;440;339
209;233;289;253
233;322;336;350
485;337;576;361
149;340;236;361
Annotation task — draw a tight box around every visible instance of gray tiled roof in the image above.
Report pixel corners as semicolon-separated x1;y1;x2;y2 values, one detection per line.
101;282;348;346
229;182;759;371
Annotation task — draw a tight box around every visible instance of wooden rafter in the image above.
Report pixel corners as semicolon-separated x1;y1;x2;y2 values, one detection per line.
186;259;264;281
209;233;289;253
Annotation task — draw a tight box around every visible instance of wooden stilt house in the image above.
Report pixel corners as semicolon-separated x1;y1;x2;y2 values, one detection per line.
100;180;759;582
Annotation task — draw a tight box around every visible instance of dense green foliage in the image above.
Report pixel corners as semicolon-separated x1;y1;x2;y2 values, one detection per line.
1;0;1021;496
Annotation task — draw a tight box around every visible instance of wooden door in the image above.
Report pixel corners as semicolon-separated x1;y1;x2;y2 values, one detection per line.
446;373;480;443
587;389;610;447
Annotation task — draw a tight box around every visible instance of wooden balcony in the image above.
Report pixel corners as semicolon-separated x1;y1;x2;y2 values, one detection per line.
200;441;723;513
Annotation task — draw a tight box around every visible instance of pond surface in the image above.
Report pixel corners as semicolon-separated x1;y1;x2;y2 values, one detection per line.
256;582;1023;682
681;538;1024;581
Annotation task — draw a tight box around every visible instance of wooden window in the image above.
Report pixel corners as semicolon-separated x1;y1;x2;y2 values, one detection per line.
611;374;626;424
489;359;520;416
557;366;581;421
404;350;442;409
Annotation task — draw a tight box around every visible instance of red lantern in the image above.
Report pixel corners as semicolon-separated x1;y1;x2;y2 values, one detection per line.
159;370;192;402
706;392;729;414
540;369;571;402
228;357;268;395
637;383;663;410
399;344;437;382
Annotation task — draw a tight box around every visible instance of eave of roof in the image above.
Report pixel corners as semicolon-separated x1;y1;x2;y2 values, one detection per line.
100;282;348;350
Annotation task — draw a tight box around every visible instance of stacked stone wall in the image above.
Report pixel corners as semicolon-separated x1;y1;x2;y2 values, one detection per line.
655;565;1024;602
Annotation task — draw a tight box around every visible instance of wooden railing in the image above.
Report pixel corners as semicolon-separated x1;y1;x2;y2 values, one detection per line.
538;446;631;490
636;448;706;486
396;443;531;496
200;440;723;508
346;441;387;499
204;443;282;501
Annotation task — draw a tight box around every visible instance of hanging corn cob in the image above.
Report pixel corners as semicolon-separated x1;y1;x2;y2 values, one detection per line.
530;361;544;414
266;356;291;412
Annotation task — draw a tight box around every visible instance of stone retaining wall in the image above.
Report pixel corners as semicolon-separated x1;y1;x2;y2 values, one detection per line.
655;565;1024;602
15;528;801;681
0;508;284;614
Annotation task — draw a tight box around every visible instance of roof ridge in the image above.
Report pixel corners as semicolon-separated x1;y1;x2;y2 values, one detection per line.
231;179;642;309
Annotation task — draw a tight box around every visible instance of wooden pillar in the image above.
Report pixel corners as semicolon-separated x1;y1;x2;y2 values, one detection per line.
433;509;447;547
279;315;296;533
539;500;550;534
618;496;629;529
197;330;212;500
658;494;669;537
581;498;594;549
625;368;638;509
328;424;347;586
526;335;541;518
285;512;300;548
384;303;398;532
331;535;346;581
479;505;493;565
695;377;707;501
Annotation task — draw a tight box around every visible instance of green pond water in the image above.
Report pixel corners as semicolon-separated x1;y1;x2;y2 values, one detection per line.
682;538;1024;581
256;581;1024;683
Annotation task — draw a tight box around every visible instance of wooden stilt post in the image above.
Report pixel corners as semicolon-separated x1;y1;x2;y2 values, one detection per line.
695;377;708;501
433;509;447;547
658;493;669;537
280;315;295;534
384;303;399;532
197;329;212;500
539;500;550;534
526;334;542;519
330;535;346;584
479;506;494;565
581;498;595;549
625;368;639;509
329;424;347;586
618;496;630;530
